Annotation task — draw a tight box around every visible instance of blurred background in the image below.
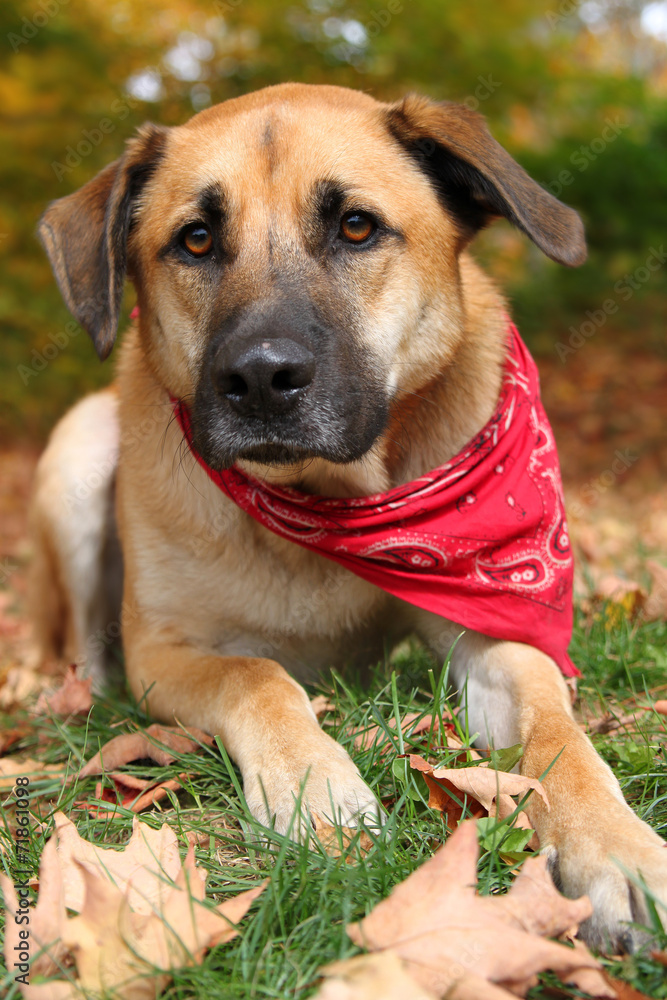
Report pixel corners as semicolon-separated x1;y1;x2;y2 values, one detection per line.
0;1;666;642
1;0;666;438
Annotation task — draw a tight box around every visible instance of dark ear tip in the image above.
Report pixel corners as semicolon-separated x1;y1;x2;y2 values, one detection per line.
549;205;587;268
95;336;115;362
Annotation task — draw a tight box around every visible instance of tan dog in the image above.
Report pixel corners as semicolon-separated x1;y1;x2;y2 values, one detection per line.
30;84;666;950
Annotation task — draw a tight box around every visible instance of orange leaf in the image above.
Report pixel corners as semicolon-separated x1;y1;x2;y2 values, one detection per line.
347;821;611;999
34;665;93;717
79;723;214;777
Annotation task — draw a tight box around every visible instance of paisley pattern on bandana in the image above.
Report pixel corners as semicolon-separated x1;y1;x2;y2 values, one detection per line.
173;324;578;677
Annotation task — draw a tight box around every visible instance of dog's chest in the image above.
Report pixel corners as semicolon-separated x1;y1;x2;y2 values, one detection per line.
132;484;401;678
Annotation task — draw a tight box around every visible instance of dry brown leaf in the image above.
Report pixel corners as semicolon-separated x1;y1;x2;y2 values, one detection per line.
1;834;69;979
560;941;619;997
0;666;50;710
315;952;437;1000
0;757;64;792
0;723;30;756
347;820;609;999
643;560;667;621
352;712;451;752
52;810;189;914
2;812;265;999
654;701;667;715
312;814;373;859
79;723;214;777
76;773;187;818
602;976;656;1000
587;708;649;735
34;665;93;717
408;754;547;837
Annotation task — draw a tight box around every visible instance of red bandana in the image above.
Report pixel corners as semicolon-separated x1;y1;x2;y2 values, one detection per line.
173;324;578;677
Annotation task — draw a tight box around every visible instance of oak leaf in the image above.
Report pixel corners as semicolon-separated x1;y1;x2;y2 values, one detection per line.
34;665;92;717
346;820;612;999
315;952;436;1000
353;712;450;752
312;813;373;860
82;773;186;817
408;754;546;839
1;811;264;999
0;756;64;792
78;722;214;777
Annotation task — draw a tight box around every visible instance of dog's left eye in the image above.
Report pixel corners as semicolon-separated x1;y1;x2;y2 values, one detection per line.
182;224;213;258
339;211;375;244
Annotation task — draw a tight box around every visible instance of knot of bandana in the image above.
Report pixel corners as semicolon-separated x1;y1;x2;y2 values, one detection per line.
173;324;578;677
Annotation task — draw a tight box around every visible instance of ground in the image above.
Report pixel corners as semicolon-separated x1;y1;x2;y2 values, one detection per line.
0;348;666;998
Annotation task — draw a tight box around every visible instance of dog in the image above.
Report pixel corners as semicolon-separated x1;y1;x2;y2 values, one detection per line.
30;83;666;951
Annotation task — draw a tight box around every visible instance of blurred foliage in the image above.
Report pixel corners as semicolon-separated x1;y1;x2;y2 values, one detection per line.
1;0;666;440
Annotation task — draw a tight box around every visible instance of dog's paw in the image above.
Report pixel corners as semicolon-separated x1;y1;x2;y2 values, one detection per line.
243;728;383;840
547;807;667;952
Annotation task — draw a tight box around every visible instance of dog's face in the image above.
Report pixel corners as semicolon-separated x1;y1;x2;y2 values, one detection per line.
39;84;585;471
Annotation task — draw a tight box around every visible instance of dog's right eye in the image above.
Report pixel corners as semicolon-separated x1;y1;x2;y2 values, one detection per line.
181;224;213;258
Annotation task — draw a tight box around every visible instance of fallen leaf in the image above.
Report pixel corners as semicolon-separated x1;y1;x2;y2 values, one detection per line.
0;723;30;756
78;773;186;818
602;976;655;1000
353;712;446;752
0;756;64;792
0;666;50;710
34;665;93;717
79;723;214;777
408;754;547;837
312;813;373;859
587;708;649;735
643;560;667;621
594;575;646;629
2;811;265;999
561;941;619;998
52;810;189;914
654;701;667;715
347;820;608;999
315;952;436;1000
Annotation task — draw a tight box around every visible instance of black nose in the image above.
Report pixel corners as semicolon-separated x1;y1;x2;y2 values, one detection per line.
213;337;315;417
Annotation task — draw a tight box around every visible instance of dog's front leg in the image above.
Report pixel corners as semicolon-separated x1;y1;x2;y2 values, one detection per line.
440;630;667;951
123;614;381;838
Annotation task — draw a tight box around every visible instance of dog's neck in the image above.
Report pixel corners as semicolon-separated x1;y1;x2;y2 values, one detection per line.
244;255;508;498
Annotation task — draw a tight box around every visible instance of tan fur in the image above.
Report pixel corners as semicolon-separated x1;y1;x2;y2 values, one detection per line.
30;83;665;949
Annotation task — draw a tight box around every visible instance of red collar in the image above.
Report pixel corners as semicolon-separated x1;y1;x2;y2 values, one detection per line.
172;324;577;677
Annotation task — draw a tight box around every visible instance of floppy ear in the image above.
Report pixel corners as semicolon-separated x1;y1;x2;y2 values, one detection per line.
37;123;169;360
386;94;586;267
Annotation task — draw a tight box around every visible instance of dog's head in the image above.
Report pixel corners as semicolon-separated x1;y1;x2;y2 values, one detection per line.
39;84;585;471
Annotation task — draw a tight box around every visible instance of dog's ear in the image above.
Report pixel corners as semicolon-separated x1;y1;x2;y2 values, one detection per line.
386;94;586;267
38;123;169;360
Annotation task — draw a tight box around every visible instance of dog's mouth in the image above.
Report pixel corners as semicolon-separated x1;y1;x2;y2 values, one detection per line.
236;440;317;466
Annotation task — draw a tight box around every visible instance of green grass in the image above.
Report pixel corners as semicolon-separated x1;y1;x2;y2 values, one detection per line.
1;607;666;999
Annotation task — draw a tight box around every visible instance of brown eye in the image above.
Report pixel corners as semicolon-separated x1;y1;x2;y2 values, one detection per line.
340;211;375;244
182;224;213;257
